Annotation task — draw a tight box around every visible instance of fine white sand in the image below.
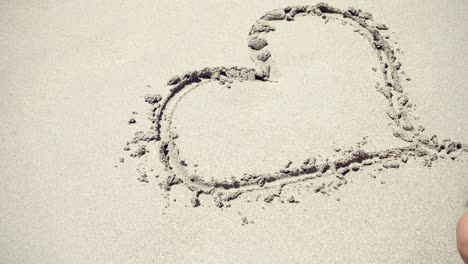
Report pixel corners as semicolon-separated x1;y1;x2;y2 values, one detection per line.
1;1;468;263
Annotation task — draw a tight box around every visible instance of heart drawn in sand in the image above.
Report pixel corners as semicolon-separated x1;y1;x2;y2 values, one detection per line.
128;3;466;207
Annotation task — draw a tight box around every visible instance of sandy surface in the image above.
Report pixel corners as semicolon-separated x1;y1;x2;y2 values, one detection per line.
1;1;468;263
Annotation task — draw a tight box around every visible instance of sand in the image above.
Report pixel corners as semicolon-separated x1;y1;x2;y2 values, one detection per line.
1;1;468;263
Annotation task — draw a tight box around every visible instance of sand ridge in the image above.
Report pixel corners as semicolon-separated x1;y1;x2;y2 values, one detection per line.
122;3;467;208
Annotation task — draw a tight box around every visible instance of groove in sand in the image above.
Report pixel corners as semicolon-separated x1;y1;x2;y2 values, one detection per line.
125;3;467;207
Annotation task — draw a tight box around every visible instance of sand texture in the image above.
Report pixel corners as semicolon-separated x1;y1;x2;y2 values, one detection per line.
1;1;468;263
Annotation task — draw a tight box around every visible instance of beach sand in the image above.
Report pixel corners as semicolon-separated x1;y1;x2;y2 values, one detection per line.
1;1;467;263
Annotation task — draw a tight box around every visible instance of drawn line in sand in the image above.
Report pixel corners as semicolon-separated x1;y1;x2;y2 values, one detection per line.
123;3;467;207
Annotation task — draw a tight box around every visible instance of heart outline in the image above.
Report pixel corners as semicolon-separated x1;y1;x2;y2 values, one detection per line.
133;3;467;206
